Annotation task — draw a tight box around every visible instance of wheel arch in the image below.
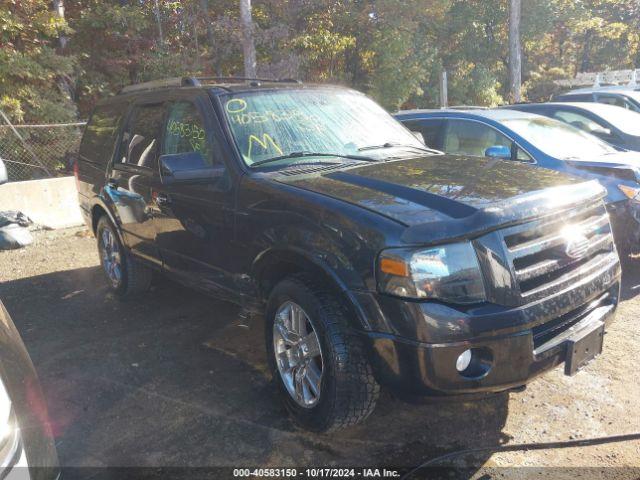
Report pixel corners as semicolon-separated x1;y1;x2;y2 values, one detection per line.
253;248;370;331
90;200;128;249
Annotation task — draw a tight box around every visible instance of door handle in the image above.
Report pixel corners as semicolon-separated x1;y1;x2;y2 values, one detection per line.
155;192;171;206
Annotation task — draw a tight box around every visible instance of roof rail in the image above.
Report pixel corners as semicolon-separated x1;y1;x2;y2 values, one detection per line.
194;76;302;85
119;77;200;94
118;76;302;94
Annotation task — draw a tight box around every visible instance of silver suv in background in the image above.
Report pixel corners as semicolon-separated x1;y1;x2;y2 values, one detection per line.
554;85;640;113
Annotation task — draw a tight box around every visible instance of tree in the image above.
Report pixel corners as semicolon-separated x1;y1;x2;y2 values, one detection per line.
239;0;256;77
509;0;522;102
0;0;76;123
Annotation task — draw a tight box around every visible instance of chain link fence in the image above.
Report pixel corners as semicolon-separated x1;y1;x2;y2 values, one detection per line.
0;122;86;182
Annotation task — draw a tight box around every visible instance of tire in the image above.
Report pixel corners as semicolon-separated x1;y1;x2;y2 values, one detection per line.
96;215;152;298
265;275;380;432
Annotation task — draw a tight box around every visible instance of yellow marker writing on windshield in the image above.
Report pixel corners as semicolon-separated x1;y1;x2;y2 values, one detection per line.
247;134;283;159
226;98;248;114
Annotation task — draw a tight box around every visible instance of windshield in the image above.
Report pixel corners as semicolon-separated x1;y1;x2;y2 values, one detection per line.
502;116;617;159
221;89;426;167
624;90;640;105
594;105;640;136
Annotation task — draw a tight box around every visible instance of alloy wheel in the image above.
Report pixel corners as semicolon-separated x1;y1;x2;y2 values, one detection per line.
273;301;323;408
100;227;122;288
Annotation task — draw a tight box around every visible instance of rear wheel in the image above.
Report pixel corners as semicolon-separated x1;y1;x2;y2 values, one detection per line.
96;216;152;297
266;275;380;432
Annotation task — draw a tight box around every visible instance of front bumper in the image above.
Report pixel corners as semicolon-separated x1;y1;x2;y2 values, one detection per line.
355;258;620;397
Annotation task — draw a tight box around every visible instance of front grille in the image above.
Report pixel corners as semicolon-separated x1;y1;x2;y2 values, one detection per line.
501;201;615;300
531;293;609;349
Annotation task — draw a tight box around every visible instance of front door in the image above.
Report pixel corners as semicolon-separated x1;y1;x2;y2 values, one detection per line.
109;101;166;265
152;95;237;294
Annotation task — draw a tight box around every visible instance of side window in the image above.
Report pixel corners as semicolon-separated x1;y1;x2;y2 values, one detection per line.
560;94;592;102
162;102;215;165
443;120;511;157
553;110;607;134
79;102;127;166
119;104;165;168
402;119;445;149
597;94;630;110
515;146;533;162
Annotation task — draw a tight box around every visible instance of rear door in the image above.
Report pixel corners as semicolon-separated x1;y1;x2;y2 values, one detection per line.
108;101;166;265
77;101;128;202
152;92;237;294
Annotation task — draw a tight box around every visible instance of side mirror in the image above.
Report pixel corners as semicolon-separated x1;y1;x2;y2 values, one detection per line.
485;145;511;160
159;152;224;184
411;131;425;144
0;158;7;185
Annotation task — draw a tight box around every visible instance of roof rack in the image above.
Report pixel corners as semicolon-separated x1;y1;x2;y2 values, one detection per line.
447;105;489;110
556;68;639;89
119;76;302;94
195;76;302;85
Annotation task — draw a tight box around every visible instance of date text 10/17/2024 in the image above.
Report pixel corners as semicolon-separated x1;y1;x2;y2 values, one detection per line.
233;468;401;478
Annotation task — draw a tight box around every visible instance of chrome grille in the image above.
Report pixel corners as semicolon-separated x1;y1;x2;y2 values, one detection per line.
500;201;616;300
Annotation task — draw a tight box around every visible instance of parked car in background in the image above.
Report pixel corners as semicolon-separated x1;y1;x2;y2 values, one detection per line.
395;108;640;253
0;301;59;479
76;78;621;431
554;85;640;113
503;102;640;152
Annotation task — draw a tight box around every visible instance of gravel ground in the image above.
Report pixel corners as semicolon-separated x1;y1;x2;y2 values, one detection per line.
0;227;639;475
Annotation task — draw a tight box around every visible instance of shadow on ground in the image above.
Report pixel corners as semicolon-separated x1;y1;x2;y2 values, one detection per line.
0;267;510;473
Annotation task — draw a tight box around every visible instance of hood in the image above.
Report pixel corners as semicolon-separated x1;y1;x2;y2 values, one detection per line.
280;155;605;243
566;151;640;182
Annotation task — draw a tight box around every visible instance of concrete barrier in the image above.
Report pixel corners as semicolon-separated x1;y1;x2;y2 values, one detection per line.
0;176;83;230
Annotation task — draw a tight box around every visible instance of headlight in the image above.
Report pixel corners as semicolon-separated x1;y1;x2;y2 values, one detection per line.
377;242;486;303
619;184;640;201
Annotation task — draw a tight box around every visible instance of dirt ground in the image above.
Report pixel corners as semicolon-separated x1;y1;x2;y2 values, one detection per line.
0;227;639;475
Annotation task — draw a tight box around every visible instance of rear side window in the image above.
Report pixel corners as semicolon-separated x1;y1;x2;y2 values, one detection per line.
118;103;166;168
556;94;592;102
596;94;638;112
79;103;127;165
402;119;445;149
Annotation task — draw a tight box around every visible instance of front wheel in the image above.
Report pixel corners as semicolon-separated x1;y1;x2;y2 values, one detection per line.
266;275;380;432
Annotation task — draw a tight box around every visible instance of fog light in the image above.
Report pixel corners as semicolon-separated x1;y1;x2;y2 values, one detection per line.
456;349;472;372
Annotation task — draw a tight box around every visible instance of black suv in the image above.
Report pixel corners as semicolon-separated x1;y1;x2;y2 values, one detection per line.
76;77;621;432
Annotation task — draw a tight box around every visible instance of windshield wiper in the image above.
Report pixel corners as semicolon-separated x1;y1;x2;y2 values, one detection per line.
358;142;439;154
250;151;377;168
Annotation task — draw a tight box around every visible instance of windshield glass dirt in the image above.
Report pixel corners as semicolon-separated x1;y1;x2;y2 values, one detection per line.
221;89;425;167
